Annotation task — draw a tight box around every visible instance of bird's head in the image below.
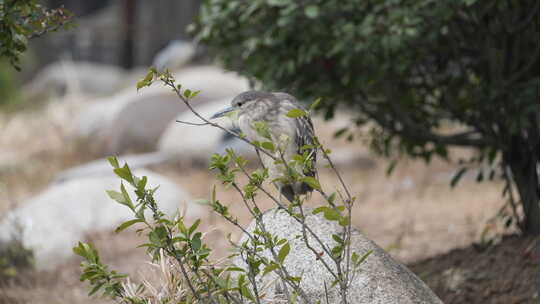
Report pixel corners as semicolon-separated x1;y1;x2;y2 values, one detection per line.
211;91;274;119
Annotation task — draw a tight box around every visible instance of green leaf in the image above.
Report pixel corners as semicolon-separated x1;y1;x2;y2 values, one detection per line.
451;167;468;188
323;209;341;221
351;252;359;264
115;219;144;233
240;285;255;302
476;170;484;182
331;245;343;258
304;5;319;18
188;219;201;236
114;164;135;186
120;183;134;209
327;192;336;204
194;199;211;205
107;156;119;169
301;176;321;191
184;89;192;98
88;282;105;296
267;0;290;6
106;190;125;204
312;206;328;215
310;97;322;111
137;176;147;191
332;234;343;244
334;127;348;138
253;121;272;139
286;108;307;118
191;232;202;252
354;250;373;266
277;242;290;263
288;276;302;283
386;159;398;176
261;141;275;151
72;242;86;258
238;273;246;287
262;263;279;276
136;69;154;90
190;90;201;98
225;266;245;273
338;216;349;227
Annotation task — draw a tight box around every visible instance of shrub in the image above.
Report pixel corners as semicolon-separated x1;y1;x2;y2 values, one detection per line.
0;232;34;286
74;70;369;303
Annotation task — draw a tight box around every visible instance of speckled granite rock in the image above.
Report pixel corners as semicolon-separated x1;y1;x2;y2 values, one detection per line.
234;208;442;304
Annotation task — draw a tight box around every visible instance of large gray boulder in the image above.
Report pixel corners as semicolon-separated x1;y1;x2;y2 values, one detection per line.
0;170;200;270
73;86;184;153
104;91;187;153
234;208;442;304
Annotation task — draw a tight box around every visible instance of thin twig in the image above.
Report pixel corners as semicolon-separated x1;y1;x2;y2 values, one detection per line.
176;120;211;126
162;78;277;161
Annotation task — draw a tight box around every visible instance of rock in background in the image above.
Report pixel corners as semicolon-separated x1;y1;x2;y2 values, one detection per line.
54;153;172;182
27;0;202;72
0;169;198;270
22;61;127;101
73;65;249;154
158;98;254;164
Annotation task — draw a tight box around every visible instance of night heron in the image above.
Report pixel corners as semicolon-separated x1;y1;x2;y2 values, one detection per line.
211;91;317;203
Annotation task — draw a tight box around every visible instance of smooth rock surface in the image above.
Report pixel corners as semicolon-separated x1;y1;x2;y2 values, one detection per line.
73;65;249;153
54;153;172;182
153;40;196;72
159;98;256;163
24;61;126;100
0;170;199;270
234;208;443;304
105;92;187;153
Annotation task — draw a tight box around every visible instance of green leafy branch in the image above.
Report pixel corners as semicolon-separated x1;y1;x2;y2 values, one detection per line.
0;0;74;70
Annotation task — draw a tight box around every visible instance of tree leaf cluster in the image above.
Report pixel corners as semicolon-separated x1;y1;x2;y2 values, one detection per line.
194;0;540;233
0;0;73;70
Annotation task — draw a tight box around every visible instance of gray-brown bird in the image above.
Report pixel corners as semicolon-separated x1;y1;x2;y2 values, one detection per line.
211;91;317;203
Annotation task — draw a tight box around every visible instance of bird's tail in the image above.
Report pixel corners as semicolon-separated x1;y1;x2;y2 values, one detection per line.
279;181;313;204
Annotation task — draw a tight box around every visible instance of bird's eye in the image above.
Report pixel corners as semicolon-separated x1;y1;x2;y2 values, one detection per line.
237;102;244;107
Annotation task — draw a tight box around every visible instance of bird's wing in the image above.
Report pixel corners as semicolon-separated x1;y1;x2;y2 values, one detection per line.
293;111;317;178
278;97;317;178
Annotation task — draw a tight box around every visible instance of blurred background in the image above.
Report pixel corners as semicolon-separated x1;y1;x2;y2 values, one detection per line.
0;1;537;303
18;0;200;73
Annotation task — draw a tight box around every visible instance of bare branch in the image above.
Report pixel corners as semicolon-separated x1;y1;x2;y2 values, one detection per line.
175;120;211;126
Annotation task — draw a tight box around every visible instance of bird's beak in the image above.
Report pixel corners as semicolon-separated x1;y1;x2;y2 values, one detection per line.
210;106;235;119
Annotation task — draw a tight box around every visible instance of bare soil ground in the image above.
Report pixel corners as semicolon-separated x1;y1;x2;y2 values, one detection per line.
410;235;540;304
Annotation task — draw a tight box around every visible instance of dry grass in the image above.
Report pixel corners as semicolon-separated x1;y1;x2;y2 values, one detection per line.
0;98;103;216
